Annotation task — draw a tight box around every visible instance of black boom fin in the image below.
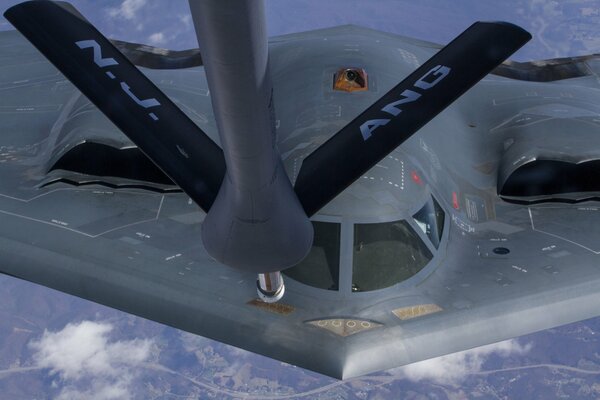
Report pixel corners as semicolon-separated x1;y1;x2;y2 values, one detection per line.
5;0;225;212
294;21;531;216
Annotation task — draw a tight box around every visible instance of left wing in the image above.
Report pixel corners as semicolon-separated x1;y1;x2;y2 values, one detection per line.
5;0;225;212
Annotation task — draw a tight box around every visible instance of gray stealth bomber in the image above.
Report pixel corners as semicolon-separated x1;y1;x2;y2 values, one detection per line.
1;0;600;379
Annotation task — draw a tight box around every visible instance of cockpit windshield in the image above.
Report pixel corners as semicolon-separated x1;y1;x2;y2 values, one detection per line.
283;221;340;290
285;196;444;292
413;196;445;248
352;220;432;292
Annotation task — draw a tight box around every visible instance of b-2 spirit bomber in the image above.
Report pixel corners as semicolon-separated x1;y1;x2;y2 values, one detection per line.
1;0;600;379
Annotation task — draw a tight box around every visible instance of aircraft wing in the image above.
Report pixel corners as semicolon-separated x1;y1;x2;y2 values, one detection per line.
2;25;600;379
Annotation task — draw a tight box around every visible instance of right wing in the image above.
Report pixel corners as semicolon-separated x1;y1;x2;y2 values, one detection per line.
294;22;531;216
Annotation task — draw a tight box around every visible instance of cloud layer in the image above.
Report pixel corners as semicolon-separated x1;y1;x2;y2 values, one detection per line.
107;0;147;20
397;339;532;385
29;321;155;400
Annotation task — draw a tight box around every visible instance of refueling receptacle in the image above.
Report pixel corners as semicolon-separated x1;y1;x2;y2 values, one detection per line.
333;67;368;92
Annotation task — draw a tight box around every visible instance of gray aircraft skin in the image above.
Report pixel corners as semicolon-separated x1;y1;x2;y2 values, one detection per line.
1;1;600;380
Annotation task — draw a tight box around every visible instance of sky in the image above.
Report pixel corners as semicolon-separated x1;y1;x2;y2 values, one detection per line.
1;0;599;60
0;0;599;399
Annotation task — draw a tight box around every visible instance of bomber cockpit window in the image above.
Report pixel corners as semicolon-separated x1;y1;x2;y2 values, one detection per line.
413;196;445;248
283;221;340;291
352;220;432;292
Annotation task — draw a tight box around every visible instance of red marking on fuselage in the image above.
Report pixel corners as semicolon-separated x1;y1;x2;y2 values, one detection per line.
411;170;422;185
452;192;460;210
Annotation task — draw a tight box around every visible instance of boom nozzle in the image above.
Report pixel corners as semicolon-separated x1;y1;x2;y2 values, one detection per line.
257;272;285;303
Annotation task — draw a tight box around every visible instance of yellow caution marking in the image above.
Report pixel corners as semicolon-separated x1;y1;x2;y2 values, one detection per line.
392;304;443;320
247;299;295;315
306;318;382;337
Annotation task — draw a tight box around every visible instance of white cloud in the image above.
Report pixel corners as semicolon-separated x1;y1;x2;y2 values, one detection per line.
396;339;532;385
108;0;147;20
55;381;131;400
179;331;210;352
179;14;192;28
29;321;155;400
148;32;166;46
